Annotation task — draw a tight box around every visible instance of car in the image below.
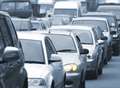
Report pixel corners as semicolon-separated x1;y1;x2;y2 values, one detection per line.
72;17;113;61
31;20;48;30
49;25;103;79
93;26;108;65
47;29;88;88
0;0;32;18
97;0;120;29
11;17;32;31
83;12;120;55
54;1;82;18
30;0;55;18
51;14;73;26
17;31;65;88
0;11;28;88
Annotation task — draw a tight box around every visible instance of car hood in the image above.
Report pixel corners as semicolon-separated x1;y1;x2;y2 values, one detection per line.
82;44;95;56
57;52;80;65
25;64;52;79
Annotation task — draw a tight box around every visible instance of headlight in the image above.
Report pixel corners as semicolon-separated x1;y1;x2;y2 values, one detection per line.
28;78;46;87
64;64;78;72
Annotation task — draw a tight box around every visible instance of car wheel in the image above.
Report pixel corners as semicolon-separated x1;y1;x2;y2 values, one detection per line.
23;78;28;88
81;80;85;88
92;68;98;79
98;65;103;75
51;82;54;88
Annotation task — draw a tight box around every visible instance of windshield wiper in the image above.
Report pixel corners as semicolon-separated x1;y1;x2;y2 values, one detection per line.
57;49;76;52
25;61;44;64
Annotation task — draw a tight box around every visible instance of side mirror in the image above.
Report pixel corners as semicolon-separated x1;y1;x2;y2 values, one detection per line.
49;54;62;63
3;47;20;63
98;40;104;45
110;31;116;35
80;49;89;54
101;36;108;40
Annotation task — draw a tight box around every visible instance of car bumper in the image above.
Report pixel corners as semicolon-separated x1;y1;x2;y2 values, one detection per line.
65;72;81;88
86;59;97;72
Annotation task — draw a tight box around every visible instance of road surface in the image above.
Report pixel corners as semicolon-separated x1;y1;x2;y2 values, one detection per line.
86;56;120;88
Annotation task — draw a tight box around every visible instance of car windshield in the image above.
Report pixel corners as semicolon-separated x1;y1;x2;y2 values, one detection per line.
20;39;45;64
97;5;120;20
54;9;77;17
72;20;108;32
77;30;93;44
49;35;77;53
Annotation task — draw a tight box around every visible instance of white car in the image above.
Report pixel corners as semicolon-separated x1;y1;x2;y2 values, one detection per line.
50;25;103;79
17;32;65;88
47;27;88;88
72;17;113;60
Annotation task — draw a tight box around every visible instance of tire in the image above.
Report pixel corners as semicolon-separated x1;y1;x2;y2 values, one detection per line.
92;68;98;79
98;66;103;75
51;82;54;88
81;80;85;88
23;78;28;88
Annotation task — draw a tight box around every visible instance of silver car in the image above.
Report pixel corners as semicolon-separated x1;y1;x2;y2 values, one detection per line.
45;28;88;88
17;31;65;88
83;12;120;55
72;17;113;61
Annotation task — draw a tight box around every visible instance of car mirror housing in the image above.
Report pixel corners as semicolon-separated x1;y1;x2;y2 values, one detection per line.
80;49;89;54
101;36;108;40
3;47;20;63
98;40;104;45
49;54;62;63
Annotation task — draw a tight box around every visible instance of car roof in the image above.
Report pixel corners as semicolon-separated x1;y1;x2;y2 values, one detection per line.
54;1;80;9
73;17;108;21
0;11;10;17
17;31;48;41
50;25;94;30
84;12;115;16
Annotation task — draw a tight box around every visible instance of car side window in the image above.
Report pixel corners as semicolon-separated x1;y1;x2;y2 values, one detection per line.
5;17;18;46
45;38;56;59
0;17;14;46
0;29;5;57
76;36;82;51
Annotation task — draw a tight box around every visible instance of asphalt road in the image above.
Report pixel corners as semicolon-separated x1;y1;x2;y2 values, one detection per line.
86;56;120;88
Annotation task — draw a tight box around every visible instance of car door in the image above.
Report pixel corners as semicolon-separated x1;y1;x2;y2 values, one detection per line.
45;38;64;88
0;17;23;88
75;36;86;71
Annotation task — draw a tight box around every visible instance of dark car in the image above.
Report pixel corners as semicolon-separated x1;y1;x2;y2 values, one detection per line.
0;11;28;88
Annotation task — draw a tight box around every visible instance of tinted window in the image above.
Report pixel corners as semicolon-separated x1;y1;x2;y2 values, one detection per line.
72;20;108;32
49;35;77;53
20;39;45;64
45;38;56;59
0;17;13;46
6;17;18;46
77;30;93;44
0;30;5;57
